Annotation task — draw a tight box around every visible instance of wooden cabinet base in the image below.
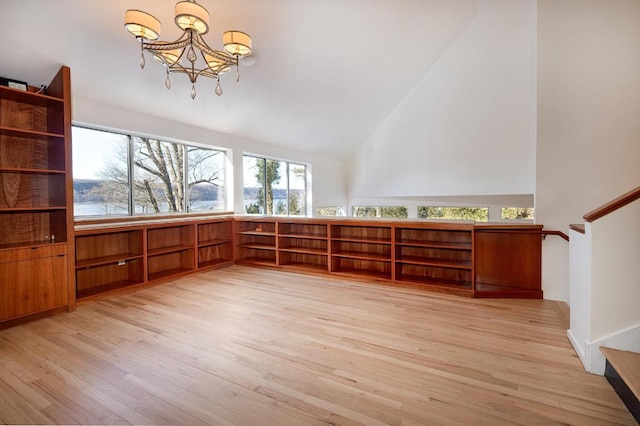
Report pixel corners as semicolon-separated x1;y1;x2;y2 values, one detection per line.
72;217;544;303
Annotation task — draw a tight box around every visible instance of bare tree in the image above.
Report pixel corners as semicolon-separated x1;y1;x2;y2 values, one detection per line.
95;137;224;214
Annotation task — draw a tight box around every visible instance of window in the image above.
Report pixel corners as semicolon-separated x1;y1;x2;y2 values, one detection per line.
317;207;345;216
72;127;130;216
73;126;226;217
352;206;408;218
418;206;488;222
243;155;307;216
501;207;534;220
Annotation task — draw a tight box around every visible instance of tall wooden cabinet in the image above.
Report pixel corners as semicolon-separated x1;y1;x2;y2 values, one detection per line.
0;67;74;323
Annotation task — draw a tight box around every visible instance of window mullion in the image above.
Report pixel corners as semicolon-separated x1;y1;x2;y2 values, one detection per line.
128;134;134;216
183;144;188;213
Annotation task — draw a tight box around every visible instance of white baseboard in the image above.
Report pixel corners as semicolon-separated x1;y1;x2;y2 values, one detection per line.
567;329;587;370
585;323;640;375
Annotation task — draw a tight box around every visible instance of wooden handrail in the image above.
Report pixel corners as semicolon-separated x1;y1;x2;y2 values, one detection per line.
583;185;640;222
541;230;569;242
569;224;585;234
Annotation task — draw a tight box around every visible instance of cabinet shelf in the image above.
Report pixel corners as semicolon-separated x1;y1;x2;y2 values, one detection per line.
279;233;327;240
77;279;144;300
332;268;392;281
147;245;194;257
236;257;276;266
396;256;472;269
279;247;327;255
238;243;276;251
76;253;144;269
397;274;472;290
332;251;391;262
0;85;64;106
396;240;471;250
198;238;232;248
0;206;66;212
198;258;233;269
148;267;193;282
0;125;65;139
239;230;276;237
331;236;391;244
0;167;66;174
279;262;328;273
0;241;64;251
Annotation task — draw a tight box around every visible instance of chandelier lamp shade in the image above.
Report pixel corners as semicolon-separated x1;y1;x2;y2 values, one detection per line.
124;0;252;99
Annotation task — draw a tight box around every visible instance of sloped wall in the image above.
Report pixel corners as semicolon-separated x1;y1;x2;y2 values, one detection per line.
348;0;537;198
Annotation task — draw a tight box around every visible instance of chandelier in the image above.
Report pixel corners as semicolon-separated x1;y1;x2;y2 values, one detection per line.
124;0;252;99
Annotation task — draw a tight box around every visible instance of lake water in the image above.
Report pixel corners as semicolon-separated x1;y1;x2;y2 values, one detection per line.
74;201;225;217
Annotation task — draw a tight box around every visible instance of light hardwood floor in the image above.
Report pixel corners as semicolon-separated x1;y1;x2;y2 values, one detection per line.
0;266;635;425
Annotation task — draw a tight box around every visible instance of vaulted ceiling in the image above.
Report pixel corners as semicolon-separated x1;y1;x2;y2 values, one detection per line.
0;0;476;160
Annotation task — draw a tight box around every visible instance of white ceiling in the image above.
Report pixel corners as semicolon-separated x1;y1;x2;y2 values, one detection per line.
0;0;476;160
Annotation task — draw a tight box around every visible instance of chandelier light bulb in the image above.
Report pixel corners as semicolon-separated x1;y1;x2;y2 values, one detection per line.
125;0;253;99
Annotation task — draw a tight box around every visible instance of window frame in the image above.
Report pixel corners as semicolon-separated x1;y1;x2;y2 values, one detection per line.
72;124;229;218
417;206;489;222
242;154;309;217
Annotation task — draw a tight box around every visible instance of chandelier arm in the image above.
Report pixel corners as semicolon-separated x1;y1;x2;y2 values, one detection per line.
191;33;237;65
142;32;192;52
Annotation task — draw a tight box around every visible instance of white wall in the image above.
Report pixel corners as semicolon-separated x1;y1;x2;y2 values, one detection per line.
537;0;640;302
567;227;591;365
348;0;537;199
72;97;348;214
590;200;640;340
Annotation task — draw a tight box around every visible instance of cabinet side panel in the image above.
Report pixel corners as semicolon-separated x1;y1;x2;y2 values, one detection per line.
475;231;541;290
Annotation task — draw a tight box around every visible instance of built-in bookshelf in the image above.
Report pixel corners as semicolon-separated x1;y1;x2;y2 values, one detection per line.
0;66;74;323
74;217;233;301
74;217;543;301
234;218;277;266
329;223;393;280
395;224;474;296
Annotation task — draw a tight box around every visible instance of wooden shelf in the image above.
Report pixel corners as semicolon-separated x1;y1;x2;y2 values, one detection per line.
395;256;472;269
76;279;144;300
198;258;233;269
147;245;194;256
0;241;65;251
279;247;327;255
238;243;276;251
0;206;66;212
332;251;391;262
278;262;328;273
279;233;327;240
198;238;232;248
236;257;277;266
0;125;65;139
332;268;392;281
396;240;471;250
0;167;65;174
331;236;392;244
397;274;472;290
148;267;194;282
0;85;64;106
239;230;276;237
76;253;143;269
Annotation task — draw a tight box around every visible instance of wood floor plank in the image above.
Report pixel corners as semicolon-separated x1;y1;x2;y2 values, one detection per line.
0;265;635;425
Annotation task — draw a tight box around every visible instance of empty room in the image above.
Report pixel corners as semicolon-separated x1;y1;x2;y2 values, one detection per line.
0;0;639;424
